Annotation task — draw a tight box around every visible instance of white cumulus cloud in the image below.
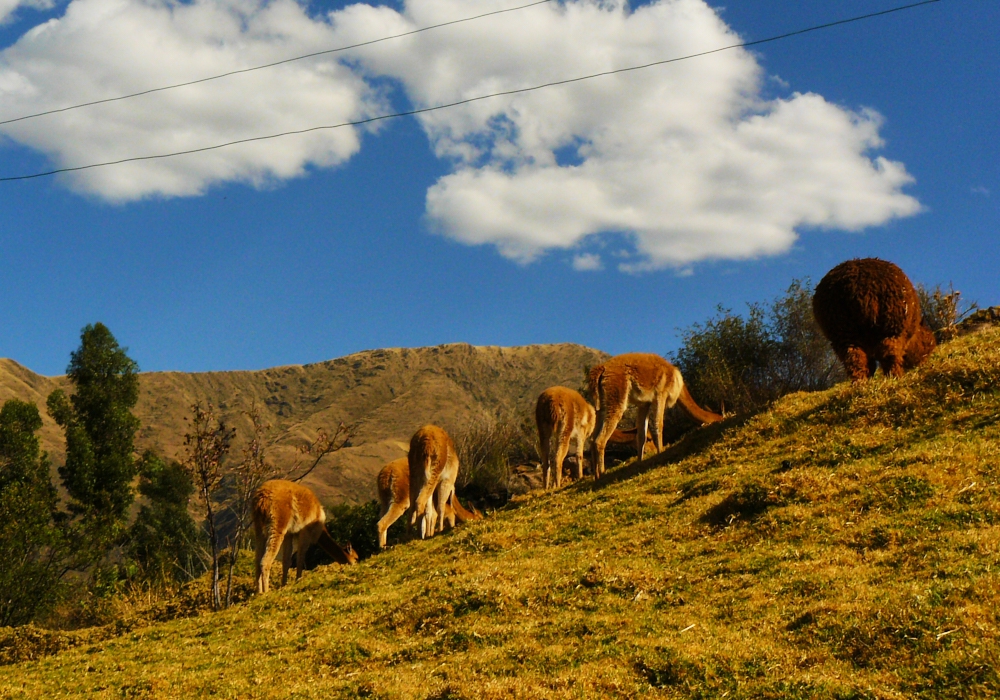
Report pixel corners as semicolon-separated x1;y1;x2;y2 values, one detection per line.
0;0;386;199
0;0;921;269
330;0;921;270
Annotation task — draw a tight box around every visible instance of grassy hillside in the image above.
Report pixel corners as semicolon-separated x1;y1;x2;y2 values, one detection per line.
0;343;606;504
2;329;999;698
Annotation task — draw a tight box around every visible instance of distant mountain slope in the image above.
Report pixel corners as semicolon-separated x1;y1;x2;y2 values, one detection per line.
0;359;68;466
0;343;608;504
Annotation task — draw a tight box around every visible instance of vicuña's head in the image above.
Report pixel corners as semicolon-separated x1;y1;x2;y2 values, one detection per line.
904;322;937;370
343;543;359;565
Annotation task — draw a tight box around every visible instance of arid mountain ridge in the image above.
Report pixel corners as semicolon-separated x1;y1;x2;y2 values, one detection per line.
0;343;608;504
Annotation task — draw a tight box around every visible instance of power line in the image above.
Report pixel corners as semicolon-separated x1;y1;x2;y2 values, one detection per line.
0;0;555;127
0;0;941;184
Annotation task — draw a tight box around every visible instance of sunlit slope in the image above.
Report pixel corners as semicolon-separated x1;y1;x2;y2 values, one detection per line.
3;330;1000;699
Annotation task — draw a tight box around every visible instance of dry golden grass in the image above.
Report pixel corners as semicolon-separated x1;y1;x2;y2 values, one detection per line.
2;330;999;698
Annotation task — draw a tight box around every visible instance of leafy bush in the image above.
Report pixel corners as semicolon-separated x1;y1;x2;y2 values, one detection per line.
453;408;537;503
126;451;205;584
673;279;843;415
322;500;381;561
0;399;71;627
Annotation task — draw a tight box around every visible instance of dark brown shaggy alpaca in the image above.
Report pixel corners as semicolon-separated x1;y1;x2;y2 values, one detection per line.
813;258;936;382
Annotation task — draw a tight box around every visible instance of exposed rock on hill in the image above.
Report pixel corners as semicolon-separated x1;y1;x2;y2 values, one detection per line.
0;343;607;504
956;305;1000;336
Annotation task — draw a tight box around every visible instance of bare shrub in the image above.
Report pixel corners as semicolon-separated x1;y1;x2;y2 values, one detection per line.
453;409;536;502
916;283;977;343
220;402;278;608
284;422;353;483
180;403;235;611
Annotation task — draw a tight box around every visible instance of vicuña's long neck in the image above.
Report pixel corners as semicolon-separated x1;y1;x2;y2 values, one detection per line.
678;384;724;424
318;527;352;564
451;495;481;522
609;427;642;444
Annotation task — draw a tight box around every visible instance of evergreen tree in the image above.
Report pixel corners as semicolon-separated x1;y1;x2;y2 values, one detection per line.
127;451;203;583
0;399;69;626
47;322;140;522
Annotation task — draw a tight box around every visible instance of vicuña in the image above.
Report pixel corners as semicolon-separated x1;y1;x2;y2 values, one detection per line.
408;425;460;539
535;386;595;488
588;353;723;478
252;479;357;594
376;457;480;548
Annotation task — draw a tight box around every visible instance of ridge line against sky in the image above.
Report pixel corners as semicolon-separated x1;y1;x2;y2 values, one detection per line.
0;0;942;183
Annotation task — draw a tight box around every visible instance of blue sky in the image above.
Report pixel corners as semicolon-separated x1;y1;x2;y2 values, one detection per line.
1;0;996;376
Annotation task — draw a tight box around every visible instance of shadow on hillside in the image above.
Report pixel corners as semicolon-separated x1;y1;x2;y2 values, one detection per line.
587;413;751;491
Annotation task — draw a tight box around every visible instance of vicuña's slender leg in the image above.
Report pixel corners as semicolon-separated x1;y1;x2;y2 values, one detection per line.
296;524;323;581
651;395;668;455
257;520;288;594
377;502;409;548
254;528;268;594
553;430;571;489
593;396;628;479
280;533;294;587
436;478;456;534
635;403;650;460
540;427;553;489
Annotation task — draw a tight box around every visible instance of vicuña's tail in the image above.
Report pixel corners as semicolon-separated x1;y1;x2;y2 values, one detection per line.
412;453;436;519
251;487;275;540
449;495;482;523
587;364;606;411
677;382;724;425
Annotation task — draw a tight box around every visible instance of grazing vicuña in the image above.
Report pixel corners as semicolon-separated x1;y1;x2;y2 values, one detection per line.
589;353;723;478
252;479;357;594
408;425;460;539
376;457;480;548
535;386;596;488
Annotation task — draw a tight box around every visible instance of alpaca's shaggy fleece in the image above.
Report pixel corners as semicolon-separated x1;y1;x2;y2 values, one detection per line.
813;258;936;382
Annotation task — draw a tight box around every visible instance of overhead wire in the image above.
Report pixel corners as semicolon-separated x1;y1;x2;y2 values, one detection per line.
0;0;942;183
0;0;556;127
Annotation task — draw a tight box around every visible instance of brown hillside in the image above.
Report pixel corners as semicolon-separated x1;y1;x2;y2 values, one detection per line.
0;343;607;505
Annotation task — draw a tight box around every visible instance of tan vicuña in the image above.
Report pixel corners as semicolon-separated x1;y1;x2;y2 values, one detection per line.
252;479;357;594
535;386;596;489
588;353;723;478
376;457;480;548
408;425;461;539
